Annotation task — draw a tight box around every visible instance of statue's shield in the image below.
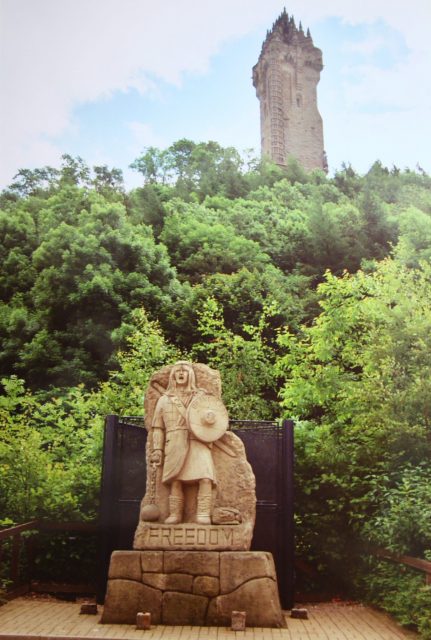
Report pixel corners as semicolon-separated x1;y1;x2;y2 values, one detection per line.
187;394;228;443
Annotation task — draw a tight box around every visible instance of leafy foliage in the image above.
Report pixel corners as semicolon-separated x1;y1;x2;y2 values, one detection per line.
0;186;180;387
0;309;179;525
277;258;431;616
362;561;431;639
2;146;431;633
190;298;279;419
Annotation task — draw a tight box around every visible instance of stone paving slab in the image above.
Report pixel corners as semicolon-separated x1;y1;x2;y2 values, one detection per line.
0;598;418;639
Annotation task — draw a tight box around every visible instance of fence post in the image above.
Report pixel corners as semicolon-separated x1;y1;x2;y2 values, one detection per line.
97;414;119;604
282;419;295;609
10;534;21;587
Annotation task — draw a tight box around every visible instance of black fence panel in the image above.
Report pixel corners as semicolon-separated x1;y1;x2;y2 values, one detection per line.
232;420;294;609
98;415;294;608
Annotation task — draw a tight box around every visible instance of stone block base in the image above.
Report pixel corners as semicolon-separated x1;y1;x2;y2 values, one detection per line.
101;550;285;628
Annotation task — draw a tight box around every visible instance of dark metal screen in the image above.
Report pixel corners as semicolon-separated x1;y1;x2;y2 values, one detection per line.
98;415;294;608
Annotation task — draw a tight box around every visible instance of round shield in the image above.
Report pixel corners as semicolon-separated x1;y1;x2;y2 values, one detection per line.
187;394;228;443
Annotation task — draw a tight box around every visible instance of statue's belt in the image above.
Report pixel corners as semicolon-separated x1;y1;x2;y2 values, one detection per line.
165;426;210;444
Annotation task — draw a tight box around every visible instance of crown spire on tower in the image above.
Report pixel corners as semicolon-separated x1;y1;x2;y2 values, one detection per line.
259;10;316;57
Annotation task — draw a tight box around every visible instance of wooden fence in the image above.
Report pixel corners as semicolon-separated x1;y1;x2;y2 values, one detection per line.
0;520;98;599
2;520;431;602
373;547;431;585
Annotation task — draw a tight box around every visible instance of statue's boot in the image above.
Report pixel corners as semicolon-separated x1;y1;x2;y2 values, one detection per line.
165;496;183;524
196;479;212;525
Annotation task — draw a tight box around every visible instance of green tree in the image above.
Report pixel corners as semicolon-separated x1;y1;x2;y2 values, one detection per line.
128;184;169;236
277;258;431;591
59;154;91;188
394;206;431;267
129;147;169;184
160;203;270;282
0;188;180;388
131;139;249;201
171;266;315;350
8;167;60;198
333;163;362;199
92;165;124;195
0;308;181;524
190;298;279;419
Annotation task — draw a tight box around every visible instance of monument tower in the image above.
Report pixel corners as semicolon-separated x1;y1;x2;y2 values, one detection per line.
253;9;327;172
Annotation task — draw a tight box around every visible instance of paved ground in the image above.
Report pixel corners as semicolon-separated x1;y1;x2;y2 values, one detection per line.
0;597;418;640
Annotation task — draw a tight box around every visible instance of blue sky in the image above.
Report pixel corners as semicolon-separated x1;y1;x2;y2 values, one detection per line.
1;0;430;190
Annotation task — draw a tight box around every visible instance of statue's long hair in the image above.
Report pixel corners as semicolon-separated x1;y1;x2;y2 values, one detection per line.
166;361;198;394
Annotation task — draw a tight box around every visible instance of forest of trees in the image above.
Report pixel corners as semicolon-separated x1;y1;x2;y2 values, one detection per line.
1;141;431;635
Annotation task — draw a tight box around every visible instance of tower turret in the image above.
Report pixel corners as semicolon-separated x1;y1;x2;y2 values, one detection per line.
252;11;326;171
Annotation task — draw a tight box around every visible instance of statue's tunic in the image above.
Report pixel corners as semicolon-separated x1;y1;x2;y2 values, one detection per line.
152;392;216;485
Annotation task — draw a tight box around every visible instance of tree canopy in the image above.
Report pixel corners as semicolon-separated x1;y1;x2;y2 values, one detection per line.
1;144;431;635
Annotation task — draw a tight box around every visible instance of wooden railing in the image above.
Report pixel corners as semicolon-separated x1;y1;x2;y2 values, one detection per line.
294;549;431;602
0;520;98;600
373;547;431;585
3;522;430;601
0;520;39;598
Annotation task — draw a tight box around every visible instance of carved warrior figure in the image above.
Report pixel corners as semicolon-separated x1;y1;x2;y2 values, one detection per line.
135;361;256;550
104;363;281;626
145;361;228;525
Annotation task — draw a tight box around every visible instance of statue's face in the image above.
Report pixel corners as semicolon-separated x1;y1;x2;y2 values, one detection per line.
174;367;189;386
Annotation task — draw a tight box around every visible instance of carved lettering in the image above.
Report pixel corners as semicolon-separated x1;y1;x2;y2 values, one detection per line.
161;528;172;546
222;528;234;545
185;528;195;545
138;524;248;550
197;528;206;545
173;528;184;546
138;525;244;550
209;528;219;545
149;528;160;543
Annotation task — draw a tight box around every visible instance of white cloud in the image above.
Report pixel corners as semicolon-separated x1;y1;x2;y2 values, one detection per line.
344;35;387;56
343;50;430;110
127;121;167;152
0;0;285;185
0;136;63;185
325;105;430;173
0;0;430;186
292;0;430;47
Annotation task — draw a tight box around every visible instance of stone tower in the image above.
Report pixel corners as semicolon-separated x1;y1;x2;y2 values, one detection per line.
253;9;326;172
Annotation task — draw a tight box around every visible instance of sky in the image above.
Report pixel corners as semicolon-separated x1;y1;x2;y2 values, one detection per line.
1;0;430;190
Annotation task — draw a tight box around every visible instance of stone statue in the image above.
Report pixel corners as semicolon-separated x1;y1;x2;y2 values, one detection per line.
149;361;228;525
103;360;285;627
134;360;256;550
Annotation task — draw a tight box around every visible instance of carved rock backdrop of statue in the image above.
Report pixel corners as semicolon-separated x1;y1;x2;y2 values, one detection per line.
134;361;256;550
102;361;284;627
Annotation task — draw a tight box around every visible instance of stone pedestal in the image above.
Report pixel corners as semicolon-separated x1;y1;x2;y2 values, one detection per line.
101;550;285;628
